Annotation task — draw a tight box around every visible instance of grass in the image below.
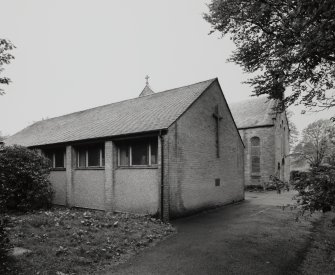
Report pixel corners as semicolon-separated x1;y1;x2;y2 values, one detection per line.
5;207;175;275
298;211;335;275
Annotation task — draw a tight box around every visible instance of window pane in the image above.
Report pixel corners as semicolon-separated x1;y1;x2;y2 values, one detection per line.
251;156;260;173
119;145;129;166
132;141;148;165
251;137;260;146
150;140;158;165
45;152;53;167
88;147;100;167
78;148;86;167
54;150;65;168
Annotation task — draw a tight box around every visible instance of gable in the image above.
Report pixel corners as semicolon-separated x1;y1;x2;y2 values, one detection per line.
170;79;244;148
5;79;216;147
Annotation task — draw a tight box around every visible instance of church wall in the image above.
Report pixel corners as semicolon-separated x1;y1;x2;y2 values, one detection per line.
114;169;160;215
240;111;290;187
167;81;244;218
73;170;105;210
274;112;290;182
240;127;275;186
49;171;67;205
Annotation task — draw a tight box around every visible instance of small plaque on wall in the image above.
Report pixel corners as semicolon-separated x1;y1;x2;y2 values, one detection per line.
215;178;220;186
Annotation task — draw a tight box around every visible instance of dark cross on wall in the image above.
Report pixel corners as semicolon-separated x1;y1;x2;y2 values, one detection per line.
213;104;223;158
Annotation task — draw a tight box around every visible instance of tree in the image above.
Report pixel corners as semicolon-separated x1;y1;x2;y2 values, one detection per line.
293;119;334;167
0;39;15;95
204;0;335;116
287;110;299;149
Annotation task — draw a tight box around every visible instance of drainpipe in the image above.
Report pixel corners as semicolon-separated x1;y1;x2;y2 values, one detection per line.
159;131;164;221
159;131;168;222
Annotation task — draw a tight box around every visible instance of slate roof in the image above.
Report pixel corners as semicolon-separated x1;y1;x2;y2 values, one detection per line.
229;96;277;129
5;78;217;147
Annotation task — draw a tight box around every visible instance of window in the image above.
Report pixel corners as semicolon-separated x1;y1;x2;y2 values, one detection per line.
250;137;260;173
45;148;66;168
118;138;158;167
77;144;105;168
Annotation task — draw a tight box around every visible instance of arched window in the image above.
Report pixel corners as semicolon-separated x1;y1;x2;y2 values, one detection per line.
250;137;260;173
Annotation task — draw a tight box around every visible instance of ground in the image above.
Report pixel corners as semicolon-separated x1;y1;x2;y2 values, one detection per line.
5;208;175;274
5;192;335;274
106;191;335;275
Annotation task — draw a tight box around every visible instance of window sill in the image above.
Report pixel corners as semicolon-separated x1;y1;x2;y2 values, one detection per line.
51;168;66;171
117;165;158;170
251;173;261;177
75;167;105;170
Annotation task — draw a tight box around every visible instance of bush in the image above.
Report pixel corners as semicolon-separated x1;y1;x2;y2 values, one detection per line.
266;175;290;193
0;145;53;212
0;215;11;274
292;166;335;214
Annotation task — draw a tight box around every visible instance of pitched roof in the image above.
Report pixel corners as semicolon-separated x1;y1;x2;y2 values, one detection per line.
5;79;216;147
229;96;277;129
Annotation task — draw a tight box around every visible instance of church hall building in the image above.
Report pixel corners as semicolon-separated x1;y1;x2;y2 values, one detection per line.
230;97;290;187
5;78;245;220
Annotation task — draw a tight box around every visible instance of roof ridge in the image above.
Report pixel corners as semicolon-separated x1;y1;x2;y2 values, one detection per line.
30;78;217;125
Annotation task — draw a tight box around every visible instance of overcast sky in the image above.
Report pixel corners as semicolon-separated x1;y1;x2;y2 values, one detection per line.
0;0;333;136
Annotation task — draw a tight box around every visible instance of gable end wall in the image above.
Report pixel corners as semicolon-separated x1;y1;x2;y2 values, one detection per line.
167;82;244;217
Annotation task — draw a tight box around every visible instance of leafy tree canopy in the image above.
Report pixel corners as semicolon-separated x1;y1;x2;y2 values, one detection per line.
204;0;335;116
293;119;335;167
0;39;15;95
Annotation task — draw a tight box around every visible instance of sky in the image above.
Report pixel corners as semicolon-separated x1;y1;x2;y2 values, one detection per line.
0;0;333;137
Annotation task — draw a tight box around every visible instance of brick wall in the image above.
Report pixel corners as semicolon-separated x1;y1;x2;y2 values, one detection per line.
240;111;290;186
167;81;245;218
239;127;275;186
49;171;67;205
274;112;290;182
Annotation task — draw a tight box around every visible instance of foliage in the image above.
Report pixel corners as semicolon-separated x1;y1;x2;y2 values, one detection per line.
267;175;290;193
0;39;15;95
293;119;335;167
8;208;175;274
0;145;53;212
204;0;335;116
0;215;12;274
287;110;299;149
291;166;335;214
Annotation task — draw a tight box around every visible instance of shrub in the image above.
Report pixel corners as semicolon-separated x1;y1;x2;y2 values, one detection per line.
0;215;11;274
266;175;290;193
292;166;335;214
0;145;53;212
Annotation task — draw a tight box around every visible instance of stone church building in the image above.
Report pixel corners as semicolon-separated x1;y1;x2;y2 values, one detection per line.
230;97;290;187
5;78;245;220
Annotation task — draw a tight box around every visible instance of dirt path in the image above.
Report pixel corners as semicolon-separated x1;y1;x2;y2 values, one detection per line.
105;191;321;275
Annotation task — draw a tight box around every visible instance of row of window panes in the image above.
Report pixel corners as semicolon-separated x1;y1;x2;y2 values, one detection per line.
45;150;66;168
119;140;158;166
44;140;158;169
44;145;105;169
77;147;105;168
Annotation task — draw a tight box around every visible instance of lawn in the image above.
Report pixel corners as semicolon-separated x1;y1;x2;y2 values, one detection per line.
5;207;175;275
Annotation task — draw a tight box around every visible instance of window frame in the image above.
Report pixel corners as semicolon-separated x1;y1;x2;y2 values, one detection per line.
76;145;105;169
117;139;158;168
250;136;261;175
45;149;66;170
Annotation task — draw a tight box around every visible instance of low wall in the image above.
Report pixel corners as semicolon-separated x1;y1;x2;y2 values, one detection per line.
49;171;67;205
73;169;105;210
114;168;160;215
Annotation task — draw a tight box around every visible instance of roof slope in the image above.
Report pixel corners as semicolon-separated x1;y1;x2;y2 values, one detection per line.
229;96;277;129
6;79;216;147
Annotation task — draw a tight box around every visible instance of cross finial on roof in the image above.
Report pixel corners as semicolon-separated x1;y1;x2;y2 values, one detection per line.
145;75;150;85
